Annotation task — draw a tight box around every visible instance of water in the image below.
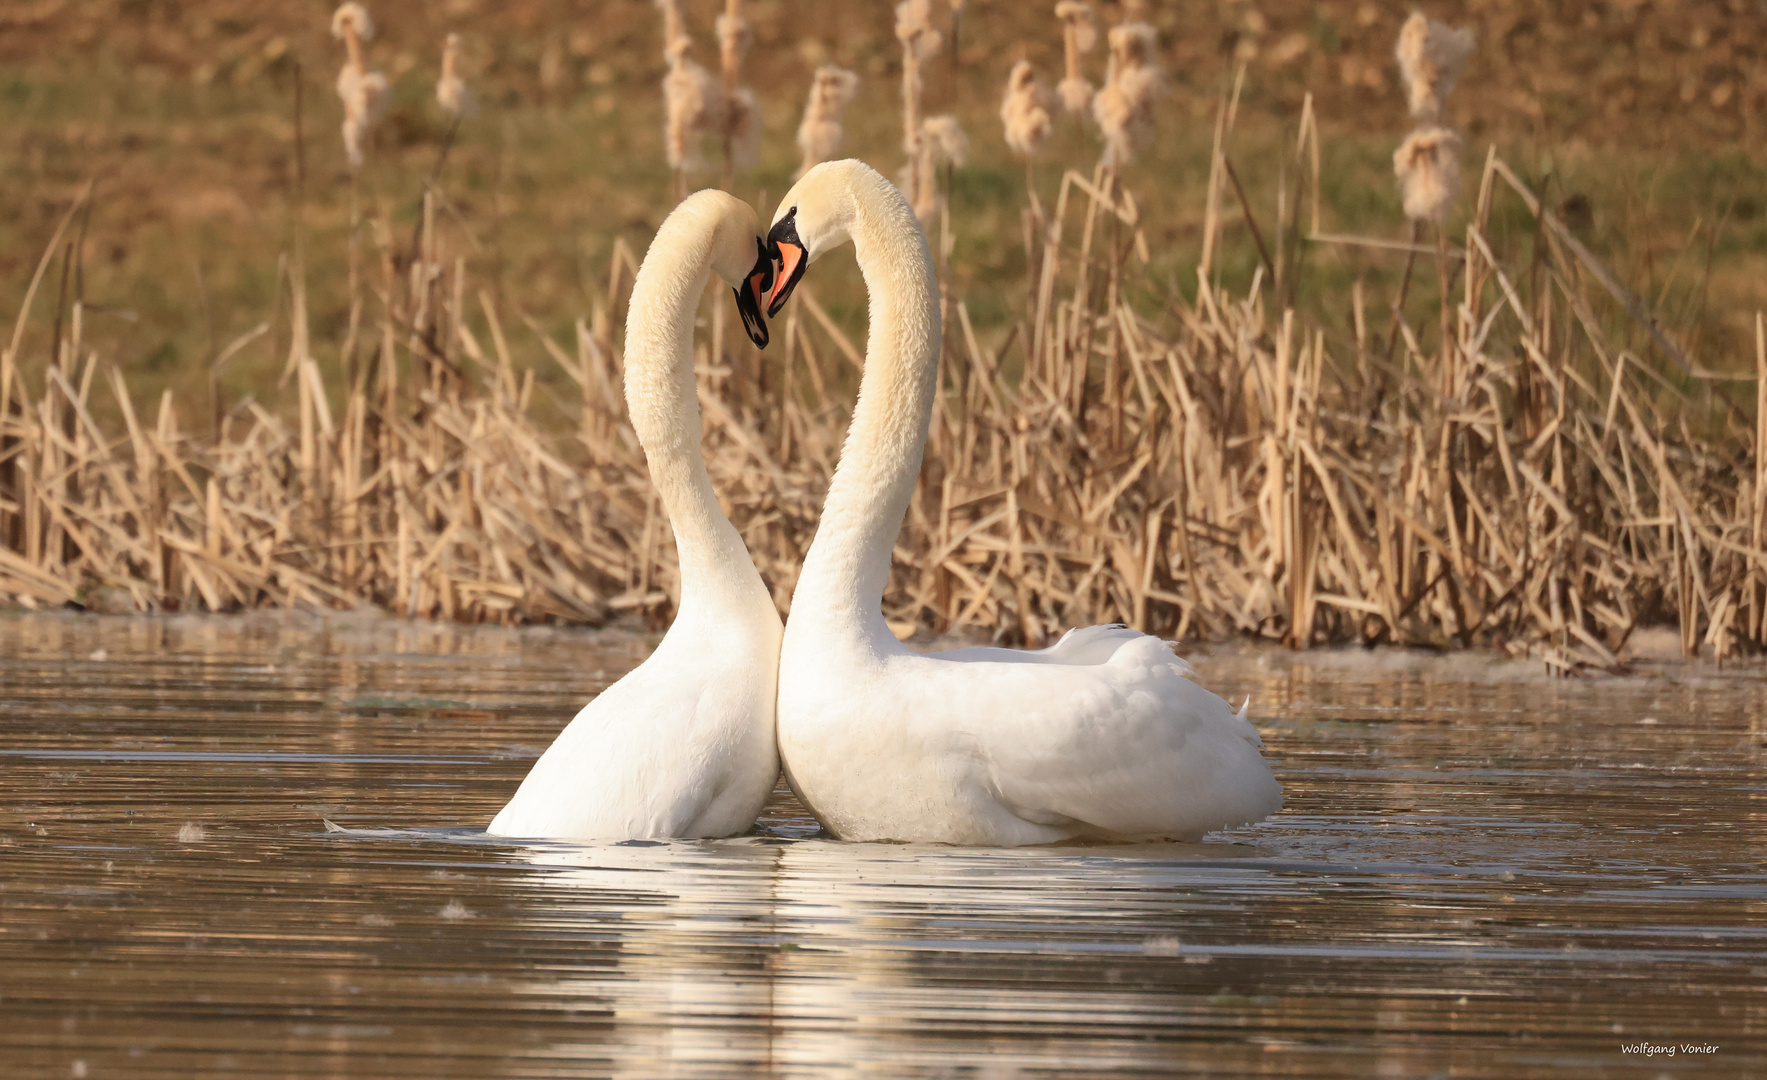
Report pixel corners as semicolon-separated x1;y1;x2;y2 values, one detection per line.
1;612;1763;1078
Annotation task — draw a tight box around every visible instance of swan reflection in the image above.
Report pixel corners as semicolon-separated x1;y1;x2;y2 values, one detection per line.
500;834;1266;1077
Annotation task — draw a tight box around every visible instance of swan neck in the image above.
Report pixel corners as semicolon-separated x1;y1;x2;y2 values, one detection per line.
623;225;757;608
794;190;940;637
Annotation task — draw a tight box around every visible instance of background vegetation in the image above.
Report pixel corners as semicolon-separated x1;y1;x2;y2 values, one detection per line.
4;0;1764;410
3;0;1765;669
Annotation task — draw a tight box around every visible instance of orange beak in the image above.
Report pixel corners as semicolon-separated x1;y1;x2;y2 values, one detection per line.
767;239;807;317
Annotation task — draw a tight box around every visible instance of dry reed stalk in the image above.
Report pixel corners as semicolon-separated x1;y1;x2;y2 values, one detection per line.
896;0;944;211
1388;16;1473;411
1;49;1756;677
714;0;760;188
332;3;389;171
1054;1;1097;116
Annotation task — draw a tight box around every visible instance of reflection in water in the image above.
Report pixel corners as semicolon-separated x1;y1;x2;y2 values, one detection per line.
509;840;786;1076
0;611;1763;1077
502;836;1282;1076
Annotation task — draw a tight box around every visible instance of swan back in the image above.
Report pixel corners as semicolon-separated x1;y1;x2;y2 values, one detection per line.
766;164;1282;846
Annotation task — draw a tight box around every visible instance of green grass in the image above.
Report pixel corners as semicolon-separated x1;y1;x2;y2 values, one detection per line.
3;2;1763;438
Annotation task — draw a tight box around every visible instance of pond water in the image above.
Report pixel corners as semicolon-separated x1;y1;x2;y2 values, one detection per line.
0;612;1762;1078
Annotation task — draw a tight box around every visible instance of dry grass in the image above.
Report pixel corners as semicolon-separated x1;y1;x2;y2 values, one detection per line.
2;5;1764;672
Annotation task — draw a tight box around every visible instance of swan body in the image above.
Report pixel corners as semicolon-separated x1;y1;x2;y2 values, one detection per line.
763;161;1282;845
489;190;782;840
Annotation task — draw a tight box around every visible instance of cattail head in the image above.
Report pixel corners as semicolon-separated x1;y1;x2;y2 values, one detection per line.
664;33;692;67
897;0;944;206
912;114;968;228
715;3;753;74
436;33;478;119
796;65;861;177
655;0;686;59
1055;1;1097;53
661;50;722;171
332;4;386;170
1393;125;1463;224
896;0;945;62
331;2;375;45
1054;1;1098;115
337;66;390;169
1000;59;1055;158
923;114;970;165
713;1;759;173
656;0;725;174
1092;22;1162;166
1395;13;1474;122
723;87;761;170
1057;75;1094;116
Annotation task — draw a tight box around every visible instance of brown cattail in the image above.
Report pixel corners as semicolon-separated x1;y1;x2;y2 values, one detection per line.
331;2;374;64
897;0;945;211
715;0;760;174
896;0;945;64
658;1;722;174
1054;1;1097;115
913;114;968;229
796;65;861;178
1395;12;1474;122
1092;22;1162;166
436;32;478;119
661;43;721;172
924;115;969;164
1000;59;1055;158
1393;125;1463;223
716;0;753;71
655;0;685;58
332;3;389;170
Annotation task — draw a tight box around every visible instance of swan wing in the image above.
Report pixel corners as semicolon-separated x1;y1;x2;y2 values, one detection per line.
931;623;1145;666
917;633;1281;839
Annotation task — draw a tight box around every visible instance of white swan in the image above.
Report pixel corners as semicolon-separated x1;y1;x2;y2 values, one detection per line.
761;160;1282;846
488;190;782;840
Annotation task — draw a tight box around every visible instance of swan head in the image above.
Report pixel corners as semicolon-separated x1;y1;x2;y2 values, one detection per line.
763;159;885;317
731;235;774;349
680;189;775;349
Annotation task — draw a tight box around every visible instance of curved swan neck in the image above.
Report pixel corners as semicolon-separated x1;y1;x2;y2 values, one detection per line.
624;203;761;610
793;176;941;639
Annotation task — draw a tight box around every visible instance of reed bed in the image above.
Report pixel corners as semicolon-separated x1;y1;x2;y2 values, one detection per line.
2;8;1762;673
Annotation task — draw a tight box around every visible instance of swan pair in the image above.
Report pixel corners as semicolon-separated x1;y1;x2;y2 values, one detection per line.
488;161;1281;846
